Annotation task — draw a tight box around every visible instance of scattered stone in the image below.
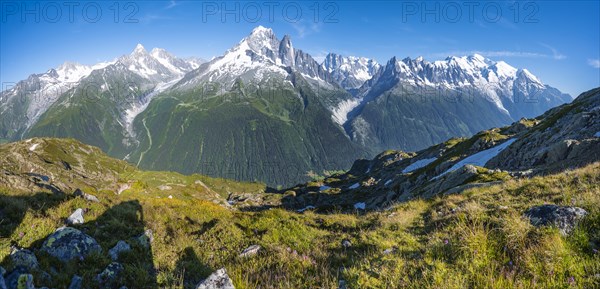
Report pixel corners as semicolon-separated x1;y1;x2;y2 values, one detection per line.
296;205;315;213
362;177;376;187
73;189;99;203
4;267;27;289
117;184;130;195
66;208;85;225
108;241;131;261
341;239;352;248
73;188;84;196
84;194;99;202
168;195;173;199
136;229;154;248
37;270;52;284
17;274;34;289
10;248;39;270
383;247;396;255
195;268;235;289
0;266;6;289
96;262;124;286
239;245;261;258
158;185;172;191
353;202;366;210
41;227;102;262
524;205;588;235
68;275;82;289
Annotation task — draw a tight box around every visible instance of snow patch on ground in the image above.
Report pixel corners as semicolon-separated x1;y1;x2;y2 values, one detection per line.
319;185;331;191
402;157;437;174
435;138;516;179
349;183;360;189
384;179;392;186
297;205;315;213
594;131;600;137
354;202;366;210
28;143;39;151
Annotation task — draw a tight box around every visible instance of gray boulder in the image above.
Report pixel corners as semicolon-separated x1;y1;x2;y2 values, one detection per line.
68;275;82;289
41;227;102;262
108;241;131;261
195;268;235;289
73;189;99;203
96;262;124;287
136;229;154;248
0;266;6;289
66;208;85;225
4;267;26;289
10;248;39;271
524;205;588;235
341;239;352;249
17;274;34;289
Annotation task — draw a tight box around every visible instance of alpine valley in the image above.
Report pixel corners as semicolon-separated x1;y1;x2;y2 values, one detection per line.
0;26;573;186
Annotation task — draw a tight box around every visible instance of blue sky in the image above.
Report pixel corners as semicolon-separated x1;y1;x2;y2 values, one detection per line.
1;0;599;96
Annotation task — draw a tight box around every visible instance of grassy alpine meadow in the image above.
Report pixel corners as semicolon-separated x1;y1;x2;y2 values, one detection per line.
1;155;598;288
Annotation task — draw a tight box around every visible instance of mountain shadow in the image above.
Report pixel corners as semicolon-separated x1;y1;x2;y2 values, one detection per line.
0;191;67;241
173;246;213;289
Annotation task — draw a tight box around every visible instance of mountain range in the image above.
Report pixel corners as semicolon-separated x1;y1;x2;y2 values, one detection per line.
0;26;573;186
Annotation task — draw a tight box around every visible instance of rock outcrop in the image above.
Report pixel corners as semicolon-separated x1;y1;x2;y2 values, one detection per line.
524;205;588;235
41;227;102;262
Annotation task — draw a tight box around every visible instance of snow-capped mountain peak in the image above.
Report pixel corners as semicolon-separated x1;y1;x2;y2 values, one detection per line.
517;68;543;86
239;25;282;62
180;26;331;90
354;54;571;121
54;61;93;83
321;53;381;90
116;44;202;80
133;43;146;54
384;54;525;88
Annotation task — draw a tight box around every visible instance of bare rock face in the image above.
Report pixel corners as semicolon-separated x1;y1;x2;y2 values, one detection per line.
488;88;600;173
195;268;235;289
420;165;479;198
524;205;588;235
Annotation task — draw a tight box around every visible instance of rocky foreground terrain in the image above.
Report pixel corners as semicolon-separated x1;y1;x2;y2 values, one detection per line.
0;88;599;288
